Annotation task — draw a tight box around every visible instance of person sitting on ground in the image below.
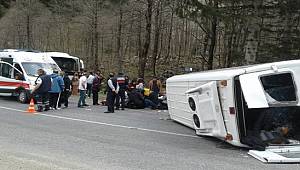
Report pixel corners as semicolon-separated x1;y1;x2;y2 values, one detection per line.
143;88;158;110
127;88;145;109
136;78;144;91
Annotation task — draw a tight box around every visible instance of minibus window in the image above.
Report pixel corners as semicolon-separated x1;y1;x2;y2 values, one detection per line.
51;57;77;74
260;73;296;103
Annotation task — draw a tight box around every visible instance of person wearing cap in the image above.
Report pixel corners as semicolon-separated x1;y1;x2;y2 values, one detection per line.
78;71;88;108
31;69;51;112
105;72;119;113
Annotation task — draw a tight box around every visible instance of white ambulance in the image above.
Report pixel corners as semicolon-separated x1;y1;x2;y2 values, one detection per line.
167;60;300;163
0;49;60;103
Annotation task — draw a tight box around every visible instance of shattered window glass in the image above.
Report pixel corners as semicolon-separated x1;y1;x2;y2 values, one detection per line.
260;73;297;104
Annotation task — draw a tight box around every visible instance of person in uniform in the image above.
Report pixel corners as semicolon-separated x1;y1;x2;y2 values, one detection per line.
31;69;51;112
105;73;119;113
115;72;127;110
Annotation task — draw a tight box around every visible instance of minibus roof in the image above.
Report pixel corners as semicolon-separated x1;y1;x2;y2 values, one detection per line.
44;52;79;60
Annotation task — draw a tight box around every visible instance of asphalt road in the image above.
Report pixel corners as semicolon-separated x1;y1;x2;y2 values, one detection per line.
0;96;299;170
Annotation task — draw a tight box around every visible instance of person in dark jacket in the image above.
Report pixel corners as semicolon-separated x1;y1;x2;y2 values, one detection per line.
127;89;145;109
59;71;71;108
49;71;64;110
105;73;119;113
31;69;51;112
116;72;127;110
92;71;102;105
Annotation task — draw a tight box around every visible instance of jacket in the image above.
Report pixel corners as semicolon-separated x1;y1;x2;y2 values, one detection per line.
63;74;71;91
35;74;51;94
49;73;64;93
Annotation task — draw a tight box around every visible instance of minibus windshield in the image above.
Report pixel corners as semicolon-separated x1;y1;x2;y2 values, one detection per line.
22;62;60;76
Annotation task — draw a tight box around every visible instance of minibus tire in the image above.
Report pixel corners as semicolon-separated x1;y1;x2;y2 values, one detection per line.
193;114;200;128
18;90;28;104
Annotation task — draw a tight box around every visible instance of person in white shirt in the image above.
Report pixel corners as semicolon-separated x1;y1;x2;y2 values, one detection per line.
86;72;95;98
78;71;88;108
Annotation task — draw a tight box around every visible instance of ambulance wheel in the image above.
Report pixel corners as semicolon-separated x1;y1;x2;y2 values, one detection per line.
18;91;28;104
193;114;200;128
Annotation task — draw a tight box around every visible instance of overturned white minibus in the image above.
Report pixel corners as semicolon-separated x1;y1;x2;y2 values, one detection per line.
167;60;300;163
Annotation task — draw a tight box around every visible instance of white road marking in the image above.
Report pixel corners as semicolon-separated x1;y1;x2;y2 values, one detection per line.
0;105;198;139
0;106;26;113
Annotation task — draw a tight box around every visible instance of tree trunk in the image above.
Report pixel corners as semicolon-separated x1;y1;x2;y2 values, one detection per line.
152;0;161;76
207;2;218;70
93;1;99;70
116;6;123;73
138;0;153;79
166;7;174;61
26;14;31;49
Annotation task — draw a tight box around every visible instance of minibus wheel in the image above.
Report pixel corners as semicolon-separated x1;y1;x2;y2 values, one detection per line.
18;90;28;104
193;114;200;128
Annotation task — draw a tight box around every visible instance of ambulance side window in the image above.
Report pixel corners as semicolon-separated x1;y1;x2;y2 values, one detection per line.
14;64;23;74
13;63;24;80
0;62;13;79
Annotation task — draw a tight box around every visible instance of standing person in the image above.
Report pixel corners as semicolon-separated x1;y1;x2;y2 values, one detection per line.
31;69;51;112
87;72;95;98
92;71;101;105
148;77;162;94
71;72;79;95
59;71;71;108
78;71;88;108
49;71;64;110
148;77;162;106
105;73;119;113
116;72;127;110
